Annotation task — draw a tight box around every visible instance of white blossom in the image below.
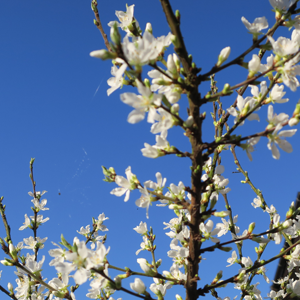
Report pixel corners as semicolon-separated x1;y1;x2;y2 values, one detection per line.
241;16;268;33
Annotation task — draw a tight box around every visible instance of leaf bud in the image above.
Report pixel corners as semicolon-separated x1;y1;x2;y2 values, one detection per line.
219;246;232;252
213;210;230;217
248;222;255;234
212;270;223;284
171;35;180;48
222;83;232;95
175;10;181;22
144;78;151;88
110;22;121;45
60;234;72;250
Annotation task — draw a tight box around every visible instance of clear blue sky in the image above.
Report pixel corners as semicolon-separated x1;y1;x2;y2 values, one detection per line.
0;1;299;299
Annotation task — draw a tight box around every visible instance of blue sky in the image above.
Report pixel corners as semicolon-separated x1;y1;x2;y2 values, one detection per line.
0;1;300;299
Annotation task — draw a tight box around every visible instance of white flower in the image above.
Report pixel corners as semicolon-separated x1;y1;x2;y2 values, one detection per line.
86;242;109;270
244;136;260;161
110;166;137;202
252;196;262;209
135;187;153;219
280;53;300;91
130;278;146;294
94;213;109;232
120;80;161;124
269;0;297;11
265;204;277;214
249;81;267;100
77;225;90;237
289;279;300;295
150;280;171;297
259;54;274;73
199;220;220;243
49;242;66;266
150;108;174;134
133;221;148;235
268;35;298;57
144;172;166;192
248;54;261;73
122;31;172;66
107;61;127;96
19;214;31;230
29;190;49;211
241;256;253;268
141;130;170;158
147;69;182;104
108;5;138;33
268;84;289;103
227;251;237;267
267;124;297;159
23;236;47;250
227;95;259;125
241;16;268;33
292;29;300;46
135;235;149;255
267;105;289;128
216;215;240;237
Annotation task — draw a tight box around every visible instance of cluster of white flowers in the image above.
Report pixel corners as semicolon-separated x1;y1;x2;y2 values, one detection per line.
2;1;300;300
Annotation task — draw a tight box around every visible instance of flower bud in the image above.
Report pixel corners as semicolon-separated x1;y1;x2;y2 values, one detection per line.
130;278;146;294
9;243;18;261
145;22;152;34
114;276;122;290
185;116;194;127
217;47;231;67
7;282;13;292
281;219;293;229
167;54;177;75
137;258;156;276
286;202;295;219
1;259;14;266
176;295;183;300
90;50;117;60
173;54;180;71
171;104;180;114
289;117;299;127
248;54;261;77
156;258;162;268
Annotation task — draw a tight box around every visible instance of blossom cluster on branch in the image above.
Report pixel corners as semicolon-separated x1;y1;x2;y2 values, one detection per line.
1;1;300;300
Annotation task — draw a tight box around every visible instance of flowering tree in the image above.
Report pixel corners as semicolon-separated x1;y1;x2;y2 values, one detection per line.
1;0;300;300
